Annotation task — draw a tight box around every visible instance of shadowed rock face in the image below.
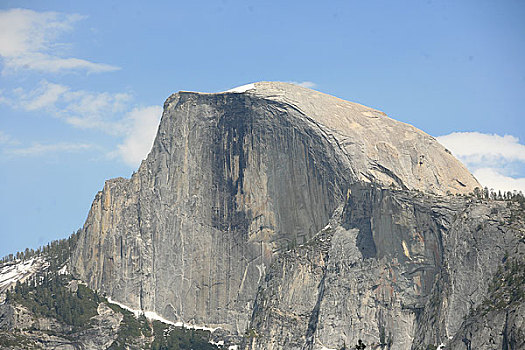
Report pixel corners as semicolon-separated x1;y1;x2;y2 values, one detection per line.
71;82;523;348
72;87;350;332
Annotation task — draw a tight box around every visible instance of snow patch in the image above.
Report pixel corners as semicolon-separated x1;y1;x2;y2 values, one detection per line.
106;297;219;332
225;83;255;93
145;310;219;332
58;264;68;275
228;346;239;350
144;310;178;326
107;297;142;318
0;258;48;293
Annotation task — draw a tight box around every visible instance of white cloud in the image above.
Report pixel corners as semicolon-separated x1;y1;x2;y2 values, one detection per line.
21;81;69;111
0;8;119;74
437;132;525;164
3;80;132;134
6;53;119;74
0;81;161;166
473;168;525;193
0;9;153;166
60;90;131;132
437;131;525;193
286;81;317;88
4;142;93;157
114;106;163;167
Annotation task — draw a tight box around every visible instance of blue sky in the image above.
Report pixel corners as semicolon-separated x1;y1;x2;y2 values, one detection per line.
1;0;524;257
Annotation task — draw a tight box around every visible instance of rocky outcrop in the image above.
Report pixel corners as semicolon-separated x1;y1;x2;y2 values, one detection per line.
244;185;525;349
412;199;525;349
69;82;523;348
0;258;49;294
0;300;123;350
448;303;525;350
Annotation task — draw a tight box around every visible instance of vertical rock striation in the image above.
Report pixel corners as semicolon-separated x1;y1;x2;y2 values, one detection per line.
72;85;352;332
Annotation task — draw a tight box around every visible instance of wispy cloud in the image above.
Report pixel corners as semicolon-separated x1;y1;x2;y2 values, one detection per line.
0;8;119;74
4;142;94;157
0;130;19;146
437;132;525;192
20;81;69;111
286;81;317;88
3;80;132;134
1;81;161;165
113;106;163;167
0;9;156;166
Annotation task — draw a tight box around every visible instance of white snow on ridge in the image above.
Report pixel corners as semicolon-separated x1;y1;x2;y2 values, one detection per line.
107;297;142;317
0;258;49;293
225;83;255;93
144;310;178;326
145;310;219;332
106;297;219;332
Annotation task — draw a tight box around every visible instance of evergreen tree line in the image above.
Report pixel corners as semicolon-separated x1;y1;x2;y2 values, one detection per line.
6;272;219;349
1;230;80;269
470;186;525;205
5;271;100;328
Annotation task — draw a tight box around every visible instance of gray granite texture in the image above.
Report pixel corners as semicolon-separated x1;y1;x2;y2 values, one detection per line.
70;82;523;349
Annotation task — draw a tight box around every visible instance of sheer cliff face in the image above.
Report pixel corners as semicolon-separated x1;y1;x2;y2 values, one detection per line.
72;87;350;331
71;82;516;347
